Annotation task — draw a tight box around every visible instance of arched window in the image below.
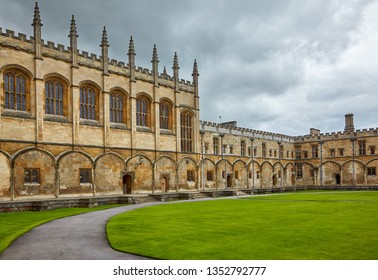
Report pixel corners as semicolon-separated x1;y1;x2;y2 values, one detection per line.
4;71;28;111
159;101;171;130
180;111;193;152
80;86;97;120
45;79;64;116
136;96;150;127
110;92;125;124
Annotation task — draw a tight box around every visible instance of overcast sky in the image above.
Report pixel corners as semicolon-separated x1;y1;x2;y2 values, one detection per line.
1;0;378;136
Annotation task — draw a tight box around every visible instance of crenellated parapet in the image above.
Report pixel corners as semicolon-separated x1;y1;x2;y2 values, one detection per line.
200;121;295;143
295;127;378;143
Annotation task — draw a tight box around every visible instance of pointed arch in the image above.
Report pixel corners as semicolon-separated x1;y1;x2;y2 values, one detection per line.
126;154;153;193
109;87;128;125
159;98;174;130
177;156;197;191
155;155;176;193
136;93;152;128
95;152;125;194
58;151;94;196
0;151;11;198
79;80;101;121
2;65;32;112
12;147;56;163
94;151;125;166
44;73;69;117
57;150;94;165
13;148;56;198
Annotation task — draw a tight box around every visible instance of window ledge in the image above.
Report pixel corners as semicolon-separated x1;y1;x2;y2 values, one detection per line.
137;126;153;133
110;123;129;130
2;109;33;119
23;183;40;187
80;183;92;187
160;129;175;136
80;119;102;127
44;115;71;124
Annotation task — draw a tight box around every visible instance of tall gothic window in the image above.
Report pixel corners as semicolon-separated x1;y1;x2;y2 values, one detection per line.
180;111;193;152
159;101;171;130
4;71;27;111
45;80;64;116
110;92;125;123
80;86;97;120
136;97;150;127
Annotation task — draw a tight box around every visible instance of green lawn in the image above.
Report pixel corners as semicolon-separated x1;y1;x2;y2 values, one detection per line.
107;191;378;260
0;205;122;254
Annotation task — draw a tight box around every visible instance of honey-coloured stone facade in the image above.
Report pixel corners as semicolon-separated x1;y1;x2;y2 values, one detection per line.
1;3;378;202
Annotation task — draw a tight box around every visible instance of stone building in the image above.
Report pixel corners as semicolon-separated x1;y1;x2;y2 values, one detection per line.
0;3;200;201
199;113;378;190
1;3;378;202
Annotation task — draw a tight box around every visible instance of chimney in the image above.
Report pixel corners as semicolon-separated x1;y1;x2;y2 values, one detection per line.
344;113;355;133
310;128;320;136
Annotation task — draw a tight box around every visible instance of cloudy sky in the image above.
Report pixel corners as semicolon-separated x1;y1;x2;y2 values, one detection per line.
1;0;378;136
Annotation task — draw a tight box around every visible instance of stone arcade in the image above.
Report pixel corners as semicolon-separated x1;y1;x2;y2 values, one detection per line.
1;3;378;203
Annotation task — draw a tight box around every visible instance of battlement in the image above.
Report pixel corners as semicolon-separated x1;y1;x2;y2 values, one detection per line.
44;40;69;53
200;121;295;143
0;28;33;43
294;127;378;142
0;26;194;91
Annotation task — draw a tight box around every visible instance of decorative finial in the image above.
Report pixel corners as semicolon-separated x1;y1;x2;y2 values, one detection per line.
152;44;159;63
101;26;109;47
163;66;168;77
32;2;43;27
69;15;78;38
192;59;199;75
128;36;135;56
173;52;179;70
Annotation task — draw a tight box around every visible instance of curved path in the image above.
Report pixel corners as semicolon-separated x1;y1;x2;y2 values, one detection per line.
0;202;163;260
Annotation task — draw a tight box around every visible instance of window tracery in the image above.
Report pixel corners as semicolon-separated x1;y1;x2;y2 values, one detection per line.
4;71;28;111
45;80;64;116
110;92;125;124
80;86;97;120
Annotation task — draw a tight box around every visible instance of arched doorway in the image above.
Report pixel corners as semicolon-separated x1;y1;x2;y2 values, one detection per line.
161;175;170;192
227;174;232;189
272;174;277;186
335;174;341;185
123;174;133;194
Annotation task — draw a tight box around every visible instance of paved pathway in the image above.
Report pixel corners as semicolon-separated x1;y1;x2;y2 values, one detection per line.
0;202;163;260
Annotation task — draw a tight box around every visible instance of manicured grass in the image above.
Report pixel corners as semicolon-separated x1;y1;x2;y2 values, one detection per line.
107;191;378;260
0;204;122;254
